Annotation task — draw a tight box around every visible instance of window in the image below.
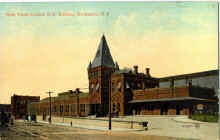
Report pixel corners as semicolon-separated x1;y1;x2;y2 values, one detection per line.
96;83;100;92
90;84;94;93
170;79;174;88
188;79;192;87
150;104;154;111
60;104;63;113
145;104;154;111
66;104;69;112
54;106;57;112
117;81;122;92
72;104;76;113
80;104;85;112
117;103;120;112
126;82;130;89
131;82;135;88
137;83;141;89
113;103;116;112
112;82;115;92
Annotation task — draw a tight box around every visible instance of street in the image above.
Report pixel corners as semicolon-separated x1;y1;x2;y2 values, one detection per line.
0;121;197;140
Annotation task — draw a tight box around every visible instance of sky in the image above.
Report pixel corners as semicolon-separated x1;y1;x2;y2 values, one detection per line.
0;2;218;104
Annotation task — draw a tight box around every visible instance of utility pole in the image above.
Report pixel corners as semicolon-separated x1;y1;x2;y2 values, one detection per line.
76;88;80;117
218;3;220;140
109;75;112;130
46;91;54;124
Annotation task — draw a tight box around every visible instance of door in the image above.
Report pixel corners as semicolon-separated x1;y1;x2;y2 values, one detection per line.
160;103;169;115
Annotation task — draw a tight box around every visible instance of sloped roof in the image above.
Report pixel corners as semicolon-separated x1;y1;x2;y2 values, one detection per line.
40;92;89;103
160;69;218;81
129;97;213;103
90;35;115;68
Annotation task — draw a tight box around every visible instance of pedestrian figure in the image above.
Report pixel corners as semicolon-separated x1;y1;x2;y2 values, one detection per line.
70;121;72;127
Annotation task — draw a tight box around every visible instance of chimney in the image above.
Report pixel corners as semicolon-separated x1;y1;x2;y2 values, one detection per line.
134;65;138;74
146;68;151;77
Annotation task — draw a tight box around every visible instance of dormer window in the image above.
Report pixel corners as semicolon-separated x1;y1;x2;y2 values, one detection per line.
96;83;100;92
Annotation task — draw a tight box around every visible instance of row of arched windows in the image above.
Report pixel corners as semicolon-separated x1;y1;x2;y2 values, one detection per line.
113;103;120;113
112;81;122;92
90;83;100;93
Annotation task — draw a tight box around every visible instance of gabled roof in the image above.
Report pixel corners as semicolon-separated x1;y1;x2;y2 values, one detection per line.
90;35;115;69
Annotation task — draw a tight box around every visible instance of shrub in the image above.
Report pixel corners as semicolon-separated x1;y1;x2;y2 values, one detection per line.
190;114;218;123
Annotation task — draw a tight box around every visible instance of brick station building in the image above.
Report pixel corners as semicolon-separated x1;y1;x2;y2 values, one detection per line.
32;35;218;117
11;94;40;119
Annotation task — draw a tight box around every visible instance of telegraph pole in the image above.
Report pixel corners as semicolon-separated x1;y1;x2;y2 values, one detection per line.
218;3;220;140
76;88;80;117
46;91;54;124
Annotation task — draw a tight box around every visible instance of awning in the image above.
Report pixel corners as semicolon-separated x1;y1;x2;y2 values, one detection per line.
129;97;215;103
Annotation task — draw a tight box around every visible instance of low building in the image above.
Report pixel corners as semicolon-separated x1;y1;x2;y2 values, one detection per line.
31;89;90;120
11;94;40;119
0;104;11;115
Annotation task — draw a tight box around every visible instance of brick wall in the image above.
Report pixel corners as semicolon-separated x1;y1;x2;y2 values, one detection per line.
37;95;90;117
11;95;40;119
133;86;189;101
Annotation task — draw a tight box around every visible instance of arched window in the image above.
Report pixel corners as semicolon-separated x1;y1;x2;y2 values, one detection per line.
90;84;94;92
117;103;120;112
117;81;122;92
113;103;116;112
96;83;99;92
112;82;115;92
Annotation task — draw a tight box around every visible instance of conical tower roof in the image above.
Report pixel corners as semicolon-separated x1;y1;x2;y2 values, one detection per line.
87;61;92;70
91;35;115;68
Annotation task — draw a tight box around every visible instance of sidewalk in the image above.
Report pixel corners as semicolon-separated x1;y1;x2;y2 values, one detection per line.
37;120;142;132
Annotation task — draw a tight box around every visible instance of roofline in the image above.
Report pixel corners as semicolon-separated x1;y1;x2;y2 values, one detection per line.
159;69;218;81
128;97;215;103
0;104;11;106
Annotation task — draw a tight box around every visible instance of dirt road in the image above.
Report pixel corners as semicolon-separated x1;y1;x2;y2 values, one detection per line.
0;121;198;140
